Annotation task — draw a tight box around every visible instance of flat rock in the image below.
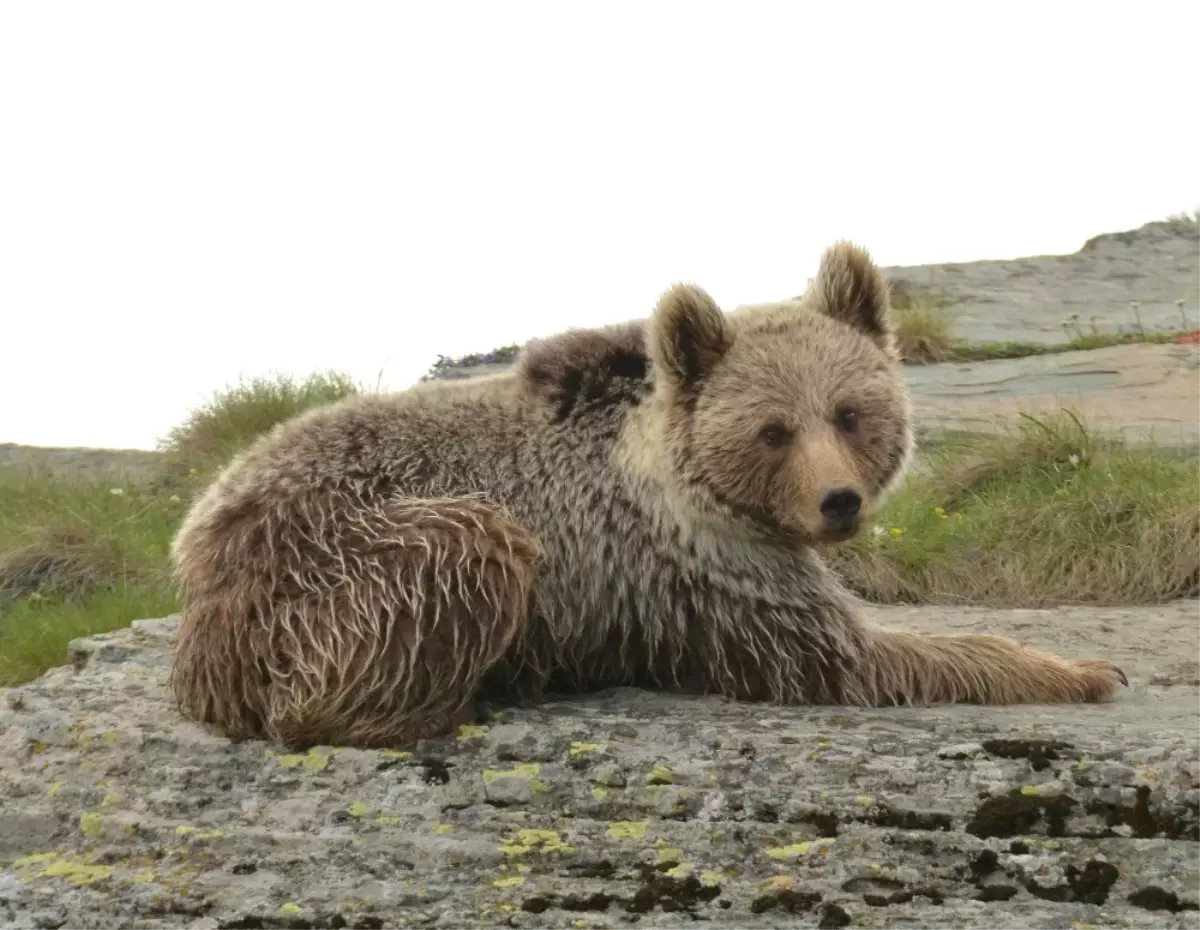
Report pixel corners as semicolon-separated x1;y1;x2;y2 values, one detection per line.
907;342;1200;451
1;602;1197;929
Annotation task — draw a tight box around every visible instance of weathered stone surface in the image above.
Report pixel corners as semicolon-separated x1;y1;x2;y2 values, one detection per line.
884;218;1199;346
907;341;1200;452
1;602;1197;929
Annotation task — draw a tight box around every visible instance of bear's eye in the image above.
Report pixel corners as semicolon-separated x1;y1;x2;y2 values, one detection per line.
758;424;792;448
836;407;859;433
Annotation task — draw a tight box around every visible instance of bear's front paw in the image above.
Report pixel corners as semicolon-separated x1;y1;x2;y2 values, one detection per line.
1070;658;1129;702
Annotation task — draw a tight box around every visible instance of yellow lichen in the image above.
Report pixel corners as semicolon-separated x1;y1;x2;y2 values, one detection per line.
280;903;303;914
590;787;609;800
569;742;603;758
375;816;400;826
856;795;875;807
491;876;526;888
700;870;723;888
457;724;488;740
656;845;684;863
665;863;693;879
275;747;331;773
1020;785;1041;796
607;820;648;841
46;781;65;797
378;749;412;760
175;825;226;841
645;764;675;785
483;763;541;783
759;875;796;890
79;812;103;837
499;828;574;856
765;837;836;860
347;803;369;817
34;856;113;886
101;793;121;808
433;824;453;835
12;852;60;868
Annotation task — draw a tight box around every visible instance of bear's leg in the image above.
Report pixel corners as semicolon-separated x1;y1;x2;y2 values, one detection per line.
170;494;541;749
846;628;1127;706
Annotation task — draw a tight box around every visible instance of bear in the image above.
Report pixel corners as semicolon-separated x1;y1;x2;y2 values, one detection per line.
167;242;1127;749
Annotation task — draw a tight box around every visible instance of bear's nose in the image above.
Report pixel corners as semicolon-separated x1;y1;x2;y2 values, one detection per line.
819;487;862;521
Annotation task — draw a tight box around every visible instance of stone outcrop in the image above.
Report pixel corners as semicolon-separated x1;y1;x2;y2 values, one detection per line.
2;601;1197;929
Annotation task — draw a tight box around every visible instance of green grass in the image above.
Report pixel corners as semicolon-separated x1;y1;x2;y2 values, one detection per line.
1;371;365;687
824;411;1200;606
0;468;182;685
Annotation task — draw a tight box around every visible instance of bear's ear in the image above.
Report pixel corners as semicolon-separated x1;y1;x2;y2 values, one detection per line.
648;283;732;389
809;242;894;352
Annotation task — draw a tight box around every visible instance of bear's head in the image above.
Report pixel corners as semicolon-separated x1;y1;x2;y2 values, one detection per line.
647;241;913;545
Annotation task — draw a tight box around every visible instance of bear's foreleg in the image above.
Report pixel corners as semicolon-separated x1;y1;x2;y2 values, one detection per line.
848;628;1128;706
170;494;541;749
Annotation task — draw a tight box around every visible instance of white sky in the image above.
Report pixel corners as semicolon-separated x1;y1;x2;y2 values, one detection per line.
1;2;1197;451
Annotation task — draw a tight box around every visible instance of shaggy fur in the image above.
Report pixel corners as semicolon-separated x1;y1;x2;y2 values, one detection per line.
169;242;1127;748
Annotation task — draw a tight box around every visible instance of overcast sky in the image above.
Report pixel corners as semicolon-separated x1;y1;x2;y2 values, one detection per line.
1;1;1196;451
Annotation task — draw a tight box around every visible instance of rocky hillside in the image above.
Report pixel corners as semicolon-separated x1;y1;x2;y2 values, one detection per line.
424;217;1199;381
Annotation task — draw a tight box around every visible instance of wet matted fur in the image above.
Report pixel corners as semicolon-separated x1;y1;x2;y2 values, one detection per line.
169;242;1126;749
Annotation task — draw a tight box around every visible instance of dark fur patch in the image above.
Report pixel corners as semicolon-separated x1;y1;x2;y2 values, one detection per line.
518;322;650;423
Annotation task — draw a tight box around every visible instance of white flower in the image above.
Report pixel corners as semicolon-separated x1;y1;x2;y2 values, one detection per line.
1068;453;1080;467
109;488;124;496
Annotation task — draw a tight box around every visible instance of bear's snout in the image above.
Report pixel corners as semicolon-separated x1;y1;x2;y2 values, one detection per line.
818;486;863;539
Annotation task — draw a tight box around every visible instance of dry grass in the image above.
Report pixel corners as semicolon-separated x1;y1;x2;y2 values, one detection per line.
825;410;1200;607
157;370;361;480
881;284;958;363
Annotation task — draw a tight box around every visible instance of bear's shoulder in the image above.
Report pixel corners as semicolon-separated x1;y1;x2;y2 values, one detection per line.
516;319;651;421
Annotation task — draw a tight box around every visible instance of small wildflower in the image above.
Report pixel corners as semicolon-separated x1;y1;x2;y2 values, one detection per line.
1130;301;1142;309
109;488;124;496
1176;298;1186;308
934;506;948;518
871;525;885;537
188;467;198;476
1068;453;1080;467
169;495;181;503
888;527;904;538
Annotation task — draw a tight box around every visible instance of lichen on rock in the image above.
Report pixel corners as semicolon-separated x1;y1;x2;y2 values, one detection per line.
1;601;1198;928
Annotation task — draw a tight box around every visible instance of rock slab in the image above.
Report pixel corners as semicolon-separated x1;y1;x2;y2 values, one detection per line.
1;602;1198;929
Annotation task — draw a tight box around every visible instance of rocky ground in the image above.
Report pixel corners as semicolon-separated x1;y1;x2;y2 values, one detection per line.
1;602;1197;929
1;217;1197;929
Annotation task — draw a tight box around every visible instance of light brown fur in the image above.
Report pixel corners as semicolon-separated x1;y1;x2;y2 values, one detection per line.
169;242;1126;749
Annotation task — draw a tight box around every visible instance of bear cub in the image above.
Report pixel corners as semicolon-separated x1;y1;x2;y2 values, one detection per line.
169;242;1126;748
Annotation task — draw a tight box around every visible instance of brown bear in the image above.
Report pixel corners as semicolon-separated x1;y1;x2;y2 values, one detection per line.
168;242;1126;749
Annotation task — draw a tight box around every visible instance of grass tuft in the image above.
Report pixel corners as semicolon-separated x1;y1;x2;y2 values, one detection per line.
825;410;1200;607
157;371;361;479
885;285;958;364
